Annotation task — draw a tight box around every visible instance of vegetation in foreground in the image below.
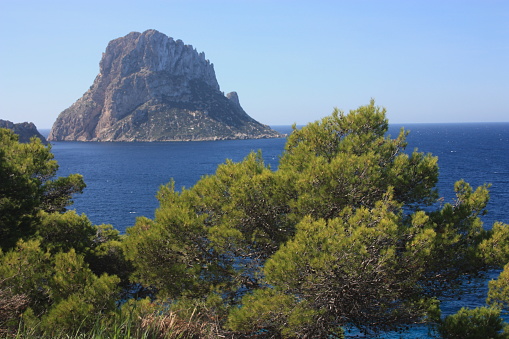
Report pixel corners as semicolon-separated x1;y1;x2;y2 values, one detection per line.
2;100;509;338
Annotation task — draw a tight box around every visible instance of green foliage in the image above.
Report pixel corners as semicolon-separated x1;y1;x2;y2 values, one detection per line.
4;101;502;337
0;128;85;250
39;269;119;335
49;249;97;302
278;100;439;219
479;222;509;266
0;240;120;336
0;128;129;337
37;210;96;254
419;180;491;295
87;227;133;286
227;288;331;338
438;261;509;339
123;154;290;298
230;192;438;336
40;173;87;213
0;239;52;315
437;307;508;339
488;262;509;310
121;100;501;337
124;210;216;298
34;211;132;283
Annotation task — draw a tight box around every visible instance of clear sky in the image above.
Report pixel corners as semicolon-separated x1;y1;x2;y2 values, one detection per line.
1;0;507;128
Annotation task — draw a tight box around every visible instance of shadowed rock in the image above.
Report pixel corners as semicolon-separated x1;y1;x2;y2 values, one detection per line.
0;119;48;144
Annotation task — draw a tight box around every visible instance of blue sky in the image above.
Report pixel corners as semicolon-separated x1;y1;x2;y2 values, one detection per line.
1;0;507;128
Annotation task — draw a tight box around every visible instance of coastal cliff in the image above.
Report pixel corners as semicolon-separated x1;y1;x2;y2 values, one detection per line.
48;30;281;141
0;119;47;144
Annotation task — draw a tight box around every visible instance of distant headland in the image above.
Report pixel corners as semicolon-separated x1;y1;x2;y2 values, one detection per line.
0;119;48;144
48;30;282;142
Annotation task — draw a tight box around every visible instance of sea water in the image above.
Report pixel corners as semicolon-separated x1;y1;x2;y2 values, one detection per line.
45;123;508;232
43;123;509;337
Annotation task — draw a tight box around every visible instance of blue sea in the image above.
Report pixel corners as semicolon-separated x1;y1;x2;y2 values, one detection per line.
42;123;509;337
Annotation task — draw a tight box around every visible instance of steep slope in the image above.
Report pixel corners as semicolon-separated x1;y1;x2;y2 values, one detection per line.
49;30;281;141
0;119;48;144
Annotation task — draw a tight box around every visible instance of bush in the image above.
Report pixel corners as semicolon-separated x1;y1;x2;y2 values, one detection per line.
437;307;508;339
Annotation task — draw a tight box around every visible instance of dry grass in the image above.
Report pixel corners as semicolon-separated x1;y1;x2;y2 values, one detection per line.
0;287;29;336
139;305;227;338
1;290;237;339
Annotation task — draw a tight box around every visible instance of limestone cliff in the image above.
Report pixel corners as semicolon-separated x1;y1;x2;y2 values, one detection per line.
48;30;281;141
0;119;47;144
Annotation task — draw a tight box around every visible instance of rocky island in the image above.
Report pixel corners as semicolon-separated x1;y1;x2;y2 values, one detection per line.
0;119;47;144
48;30;281;142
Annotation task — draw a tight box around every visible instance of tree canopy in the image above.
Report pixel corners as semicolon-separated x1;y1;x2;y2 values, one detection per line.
124;100;509;337
2;101;509;338
0;129;124;336
0;129;85;249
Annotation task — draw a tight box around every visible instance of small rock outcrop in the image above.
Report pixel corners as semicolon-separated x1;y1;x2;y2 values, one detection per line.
0;119;48;144
48;30;281;141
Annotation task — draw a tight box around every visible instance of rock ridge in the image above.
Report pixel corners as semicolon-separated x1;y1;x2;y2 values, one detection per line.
0;119;48;144
48;30;281;142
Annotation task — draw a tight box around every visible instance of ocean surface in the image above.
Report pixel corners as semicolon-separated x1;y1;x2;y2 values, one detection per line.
41;123;509;337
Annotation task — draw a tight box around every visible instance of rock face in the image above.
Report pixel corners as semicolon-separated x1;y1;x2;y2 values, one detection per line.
48;30;281;141
0;119;48;144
